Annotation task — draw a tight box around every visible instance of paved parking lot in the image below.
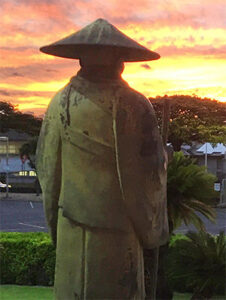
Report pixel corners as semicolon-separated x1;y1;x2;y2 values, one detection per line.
0;195;225;234
0;198;47;232
175;208;226;235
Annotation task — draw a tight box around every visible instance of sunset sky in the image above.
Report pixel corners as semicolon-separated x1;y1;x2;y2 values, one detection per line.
1;0;226;116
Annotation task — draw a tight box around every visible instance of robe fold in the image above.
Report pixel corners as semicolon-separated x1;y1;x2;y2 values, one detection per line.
36;75;168;299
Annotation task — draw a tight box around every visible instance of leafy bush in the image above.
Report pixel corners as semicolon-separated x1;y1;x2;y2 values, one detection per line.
0;232;55;286
167;231;226;298
1;231;225;298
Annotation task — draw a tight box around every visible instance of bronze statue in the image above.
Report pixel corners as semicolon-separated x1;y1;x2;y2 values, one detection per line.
37;18;168;300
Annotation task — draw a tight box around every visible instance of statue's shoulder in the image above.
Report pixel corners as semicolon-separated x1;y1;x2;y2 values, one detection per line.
47;87;65;109
53;84;71;109
118;82;154;116
48;82;80;114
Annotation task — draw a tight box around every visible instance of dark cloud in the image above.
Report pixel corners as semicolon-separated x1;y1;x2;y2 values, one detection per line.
0;90;11;96
141;64;151;70
0;61;79;83
11;72;24;77
0;89;54;98
0;46;34;52
45;69;57;73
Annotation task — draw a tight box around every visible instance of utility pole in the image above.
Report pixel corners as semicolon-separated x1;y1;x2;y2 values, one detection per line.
205;142;208;172
0;136;9;198
162;99;171;145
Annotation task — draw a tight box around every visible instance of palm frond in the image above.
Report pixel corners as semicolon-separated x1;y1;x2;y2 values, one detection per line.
167;231;226;297
167;152;217;232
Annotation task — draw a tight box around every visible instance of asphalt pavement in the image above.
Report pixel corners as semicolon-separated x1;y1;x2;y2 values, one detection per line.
0;196;225;235
0;198;47;232
175;208;226;235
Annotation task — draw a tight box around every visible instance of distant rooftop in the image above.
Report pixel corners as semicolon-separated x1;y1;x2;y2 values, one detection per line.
181;142;226;156
197;143;226;155
0;129;31;141
0;156;33;173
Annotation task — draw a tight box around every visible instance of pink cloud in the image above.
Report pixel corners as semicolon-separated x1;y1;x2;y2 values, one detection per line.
0;89;53;98
155;45;226;58
1;0;226;114
0;61;79;84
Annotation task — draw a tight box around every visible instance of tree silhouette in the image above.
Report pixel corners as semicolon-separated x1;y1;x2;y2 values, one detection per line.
0;101;42;136
149;95;226;150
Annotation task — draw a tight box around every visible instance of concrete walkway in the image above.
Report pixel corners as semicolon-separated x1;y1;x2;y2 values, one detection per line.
0;193;42;202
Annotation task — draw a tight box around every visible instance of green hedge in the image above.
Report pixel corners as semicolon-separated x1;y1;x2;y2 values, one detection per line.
0;231;225;296
1;232;186;288
0;232;55;286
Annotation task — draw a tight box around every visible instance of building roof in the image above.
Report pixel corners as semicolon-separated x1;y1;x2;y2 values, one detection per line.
196;143;226;155
212;143;226;154
0;129;31;141
180;142;226;157
0;156;33;173
197;143;214;154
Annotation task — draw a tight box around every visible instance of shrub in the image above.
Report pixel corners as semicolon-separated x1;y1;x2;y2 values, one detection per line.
1;231;225;298
0;232;55;286
166;231;226;298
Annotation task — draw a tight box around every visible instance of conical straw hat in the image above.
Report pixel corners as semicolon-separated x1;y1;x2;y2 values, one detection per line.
40;18;160;62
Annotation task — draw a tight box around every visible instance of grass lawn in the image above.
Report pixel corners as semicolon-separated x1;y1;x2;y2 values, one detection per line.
0;286;224;300
0;285;53;300
173;293;192;299
0;286;192;300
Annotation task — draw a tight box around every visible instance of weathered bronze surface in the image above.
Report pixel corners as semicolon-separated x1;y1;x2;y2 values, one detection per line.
37;19;168;300
40;18;160;61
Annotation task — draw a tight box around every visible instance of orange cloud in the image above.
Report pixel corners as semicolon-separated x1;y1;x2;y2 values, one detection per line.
1;0;225;115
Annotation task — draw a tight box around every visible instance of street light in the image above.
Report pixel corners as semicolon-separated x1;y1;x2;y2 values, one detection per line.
0;136;9;197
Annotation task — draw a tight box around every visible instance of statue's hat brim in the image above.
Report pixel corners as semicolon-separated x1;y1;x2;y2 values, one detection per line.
40;18;160;62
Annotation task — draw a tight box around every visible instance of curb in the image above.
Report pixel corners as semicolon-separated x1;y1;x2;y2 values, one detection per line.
0;193;43;202
217;203;226;208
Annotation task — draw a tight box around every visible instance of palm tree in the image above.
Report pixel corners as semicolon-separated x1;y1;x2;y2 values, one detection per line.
154;151;217;299
167;231;226;299
167;151;217;233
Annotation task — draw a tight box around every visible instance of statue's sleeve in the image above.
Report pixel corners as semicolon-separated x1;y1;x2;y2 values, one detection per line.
36;93;62;246
113;91;169;249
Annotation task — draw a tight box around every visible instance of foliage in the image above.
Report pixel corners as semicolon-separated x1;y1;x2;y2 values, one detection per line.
0;232;55;286
1;231;225;298
167;231;226;298
150;95;226;150
0;101;41;168
20;136;39;169
0;101;42;136
167;151;217;233
168;233;189;246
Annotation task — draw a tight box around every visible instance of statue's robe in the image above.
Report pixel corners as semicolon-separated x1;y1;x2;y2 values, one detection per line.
36;75;169;299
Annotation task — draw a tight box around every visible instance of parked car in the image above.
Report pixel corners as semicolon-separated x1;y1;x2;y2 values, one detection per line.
0;181;11;191
7;175;37;193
